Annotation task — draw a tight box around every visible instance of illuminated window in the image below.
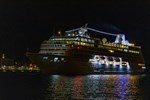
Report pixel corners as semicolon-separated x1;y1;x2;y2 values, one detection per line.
43;57;48;60
61;58;64;61
54;57;58;62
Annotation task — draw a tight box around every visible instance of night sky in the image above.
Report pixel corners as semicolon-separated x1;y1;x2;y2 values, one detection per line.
0;1;150;66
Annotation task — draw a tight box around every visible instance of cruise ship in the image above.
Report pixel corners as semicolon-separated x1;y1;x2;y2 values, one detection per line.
26;24;146;74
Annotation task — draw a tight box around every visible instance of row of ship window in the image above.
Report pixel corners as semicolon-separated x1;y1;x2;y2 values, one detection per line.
41;44;69;47
98;45;140;54
41;42;95;48
49;37;95;43
40;52;65;55
41;46;140;55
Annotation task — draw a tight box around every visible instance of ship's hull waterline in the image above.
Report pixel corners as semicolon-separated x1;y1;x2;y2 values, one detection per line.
26;53;145;75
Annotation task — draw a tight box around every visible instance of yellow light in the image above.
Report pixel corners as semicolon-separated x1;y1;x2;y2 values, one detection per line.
29;67;33;70
29;63;32;67
109;50;114;53
138;63;145;66
2;53;5;59
58;31;61;36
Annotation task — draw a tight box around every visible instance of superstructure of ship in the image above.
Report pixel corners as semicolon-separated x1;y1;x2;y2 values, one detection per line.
26;24;146;74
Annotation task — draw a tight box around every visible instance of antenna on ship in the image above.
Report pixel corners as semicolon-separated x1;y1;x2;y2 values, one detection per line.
52;25;55;37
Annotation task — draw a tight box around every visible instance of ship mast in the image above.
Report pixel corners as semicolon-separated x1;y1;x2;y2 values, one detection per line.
52;25;55;37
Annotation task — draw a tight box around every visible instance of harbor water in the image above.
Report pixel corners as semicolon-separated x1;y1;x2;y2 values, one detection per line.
0;73;150;100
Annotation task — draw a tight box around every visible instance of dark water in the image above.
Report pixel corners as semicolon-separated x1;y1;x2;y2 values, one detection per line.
0;73;150;100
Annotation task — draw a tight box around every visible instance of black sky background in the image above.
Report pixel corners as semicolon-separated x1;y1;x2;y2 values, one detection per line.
0;1;150;66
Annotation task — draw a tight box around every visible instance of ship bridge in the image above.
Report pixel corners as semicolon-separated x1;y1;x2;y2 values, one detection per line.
65;24;133;46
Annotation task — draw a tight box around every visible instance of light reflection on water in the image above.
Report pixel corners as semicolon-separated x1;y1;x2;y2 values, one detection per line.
44;75;145;100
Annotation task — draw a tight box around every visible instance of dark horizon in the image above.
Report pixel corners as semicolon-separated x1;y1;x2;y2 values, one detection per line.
0;1;150;67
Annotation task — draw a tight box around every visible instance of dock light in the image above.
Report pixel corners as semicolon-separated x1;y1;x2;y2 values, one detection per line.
2;53;5;59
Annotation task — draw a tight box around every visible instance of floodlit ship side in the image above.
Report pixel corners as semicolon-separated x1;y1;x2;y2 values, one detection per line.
26;25;145;74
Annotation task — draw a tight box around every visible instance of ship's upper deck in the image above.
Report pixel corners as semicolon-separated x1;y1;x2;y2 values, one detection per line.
39;25;142;55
